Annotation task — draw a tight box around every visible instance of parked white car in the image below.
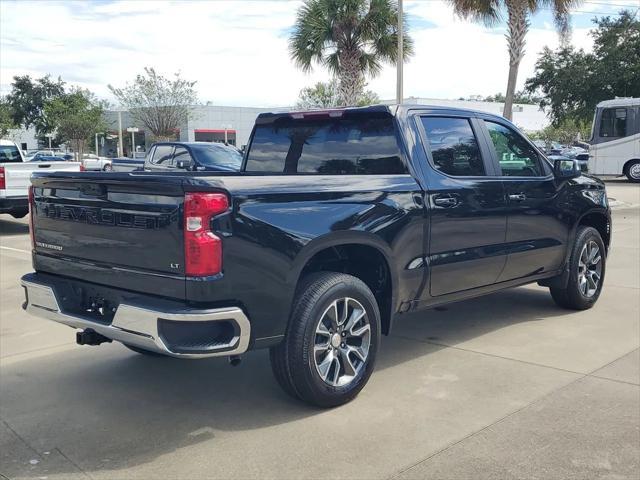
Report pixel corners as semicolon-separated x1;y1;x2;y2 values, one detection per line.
82;153;112;171
0;139;81;218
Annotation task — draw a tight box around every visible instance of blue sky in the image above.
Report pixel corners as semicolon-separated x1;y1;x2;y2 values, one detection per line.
1;0;637;107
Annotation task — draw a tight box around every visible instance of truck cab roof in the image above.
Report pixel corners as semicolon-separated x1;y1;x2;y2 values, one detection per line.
256;103;509;125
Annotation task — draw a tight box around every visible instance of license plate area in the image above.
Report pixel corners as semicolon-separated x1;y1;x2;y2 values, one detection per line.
53;280;120;325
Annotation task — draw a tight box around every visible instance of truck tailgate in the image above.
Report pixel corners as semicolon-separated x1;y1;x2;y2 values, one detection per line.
2;161;80;197
31;173;187;299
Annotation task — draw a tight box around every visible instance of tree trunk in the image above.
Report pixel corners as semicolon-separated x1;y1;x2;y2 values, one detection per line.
503;1;529;121
337;49;364;107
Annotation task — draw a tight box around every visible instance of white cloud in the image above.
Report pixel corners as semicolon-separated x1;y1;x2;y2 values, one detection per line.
0;0;609;107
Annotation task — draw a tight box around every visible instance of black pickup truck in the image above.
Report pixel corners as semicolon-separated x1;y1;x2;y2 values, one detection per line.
21;105;611;407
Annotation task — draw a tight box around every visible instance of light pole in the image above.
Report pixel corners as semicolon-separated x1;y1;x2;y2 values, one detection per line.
396;0;403;105
126;127;139;158
224;124;232;144
45;133;54;149
117;111;124;157
95;133;102;156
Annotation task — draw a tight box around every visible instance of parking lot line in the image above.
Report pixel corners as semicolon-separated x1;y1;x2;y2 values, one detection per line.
0;245;30;254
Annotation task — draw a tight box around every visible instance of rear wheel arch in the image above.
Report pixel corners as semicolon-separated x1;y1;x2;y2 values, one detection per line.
291;237;396;335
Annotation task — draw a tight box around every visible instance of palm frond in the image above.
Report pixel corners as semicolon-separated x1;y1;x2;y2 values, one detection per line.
447;0;503;26
537;0;580;38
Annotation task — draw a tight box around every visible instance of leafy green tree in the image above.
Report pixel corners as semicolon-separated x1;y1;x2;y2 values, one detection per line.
530;118;591;145
483;90;542;104
289;0;413;106
108;67;198;141
448;0;580;121
526;10;640;125
295;79;380;109
44;88;106;160
0;98;18;138
6;75;65;139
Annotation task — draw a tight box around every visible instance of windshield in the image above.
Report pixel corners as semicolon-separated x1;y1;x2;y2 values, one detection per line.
191;144;242;169
0;145;22;163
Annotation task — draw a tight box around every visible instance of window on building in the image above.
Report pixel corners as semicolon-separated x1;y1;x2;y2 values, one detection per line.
420;117;485;176
245;113;406;174
485;121;543;177
599;108;627;138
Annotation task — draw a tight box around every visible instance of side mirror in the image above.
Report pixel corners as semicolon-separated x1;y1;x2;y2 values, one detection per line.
176;160;192;170
554;158;581;179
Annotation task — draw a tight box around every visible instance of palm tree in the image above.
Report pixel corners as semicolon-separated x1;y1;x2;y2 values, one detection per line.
448;0;580;120
290;0;413;106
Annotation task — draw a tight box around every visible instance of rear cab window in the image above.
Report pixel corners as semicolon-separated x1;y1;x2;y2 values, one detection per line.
0;144;23;163
244;112;407;174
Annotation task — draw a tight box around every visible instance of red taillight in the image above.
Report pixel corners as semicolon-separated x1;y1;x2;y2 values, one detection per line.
184;192;228;277
0;167;5;190
28;185;35;249
79;164;85;171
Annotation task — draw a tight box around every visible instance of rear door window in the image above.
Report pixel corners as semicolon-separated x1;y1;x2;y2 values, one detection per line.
420;117;486;176
485;121;543;177
245;113;406;174
152;145;174;166
599;108;627;138
0;145;22;163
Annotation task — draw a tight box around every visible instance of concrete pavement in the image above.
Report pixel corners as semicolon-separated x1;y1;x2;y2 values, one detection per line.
1;181;638;480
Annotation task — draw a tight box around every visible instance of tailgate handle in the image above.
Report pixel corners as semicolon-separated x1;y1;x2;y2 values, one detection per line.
79;183;107;197
38;164;52;168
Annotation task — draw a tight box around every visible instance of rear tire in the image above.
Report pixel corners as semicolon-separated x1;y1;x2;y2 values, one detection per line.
624;160;640;183
270;272;380;407
550;226;606;310
124;344;166;357
10;209;28;219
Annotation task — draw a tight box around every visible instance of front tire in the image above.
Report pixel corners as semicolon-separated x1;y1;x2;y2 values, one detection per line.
625;160;640;183
550;226;606;310
103;163;113;171
270;272;380;407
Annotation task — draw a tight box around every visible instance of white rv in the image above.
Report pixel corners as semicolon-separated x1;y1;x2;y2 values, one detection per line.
588;98;640;182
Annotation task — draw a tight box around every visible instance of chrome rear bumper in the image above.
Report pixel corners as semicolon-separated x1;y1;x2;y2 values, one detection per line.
21;278;250;358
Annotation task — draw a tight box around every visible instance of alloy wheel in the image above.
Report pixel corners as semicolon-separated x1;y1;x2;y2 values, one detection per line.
313;297;371;387
578;240;602;298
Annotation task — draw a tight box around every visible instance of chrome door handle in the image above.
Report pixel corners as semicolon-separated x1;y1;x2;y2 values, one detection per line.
508;193;526;202
433;195;459;208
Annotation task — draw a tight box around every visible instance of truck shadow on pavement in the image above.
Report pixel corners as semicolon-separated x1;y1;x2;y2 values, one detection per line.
1;286;571;477
0;218;29;236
